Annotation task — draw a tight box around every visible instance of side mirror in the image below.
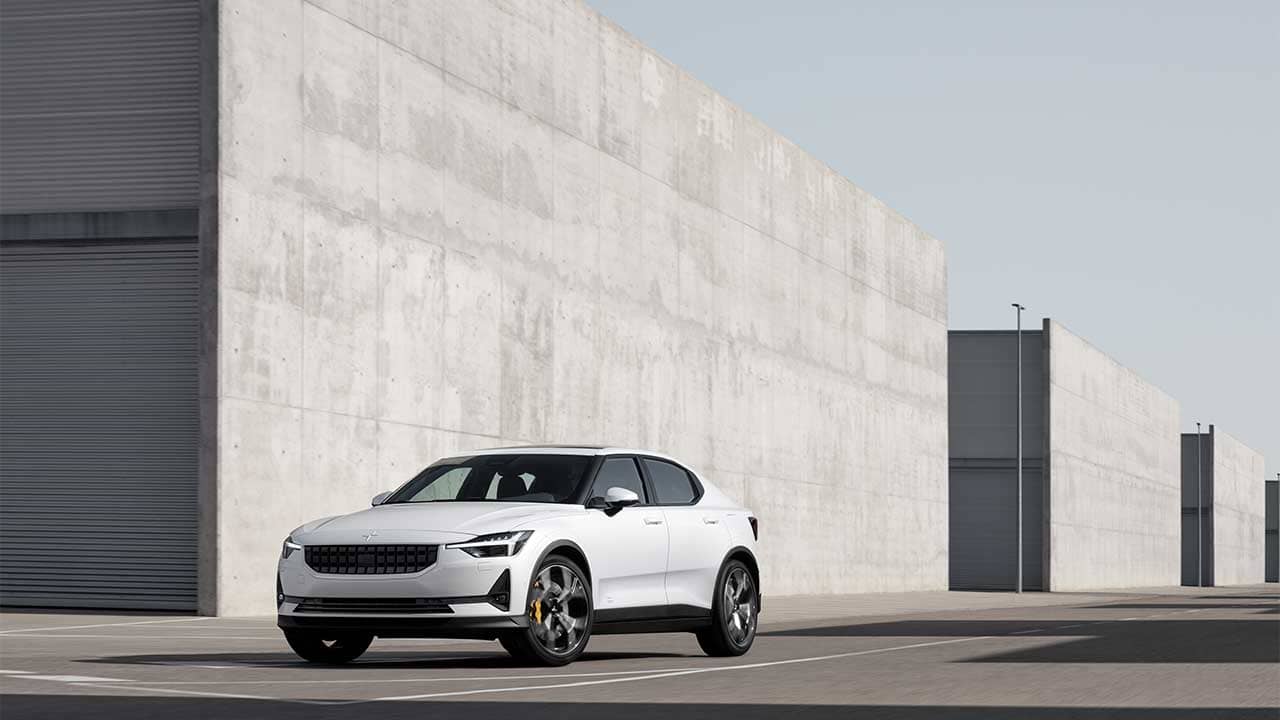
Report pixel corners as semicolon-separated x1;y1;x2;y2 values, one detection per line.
604;486;640;509
371;491;392;506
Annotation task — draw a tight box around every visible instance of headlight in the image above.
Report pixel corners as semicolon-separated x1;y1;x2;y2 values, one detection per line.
447;530;533;558
281;536;302;560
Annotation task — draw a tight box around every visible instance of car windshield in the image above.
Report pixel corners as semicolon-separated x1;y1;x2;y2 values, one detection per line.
382;453;593;504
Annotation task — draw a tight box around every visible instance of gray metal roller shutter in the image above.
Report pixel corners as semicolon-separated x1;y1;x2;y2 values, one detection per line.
1266;482;1278;583
0;239;198;610
1181;508;1212;586
0;0;200;213
949;467;1044;591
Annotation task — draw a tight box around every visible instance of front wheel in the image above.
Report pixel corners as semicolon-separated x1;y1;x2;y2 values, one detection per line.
282;629;372;664
500;554;593;666
696;559;758;656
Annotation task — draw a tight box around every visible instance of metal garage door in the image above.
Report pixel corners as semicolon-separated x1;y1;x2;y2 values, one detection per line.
949;466;1044;590
0;239;199;610
1181;508;1212;586
1265;481;1277;583
0;0;201;214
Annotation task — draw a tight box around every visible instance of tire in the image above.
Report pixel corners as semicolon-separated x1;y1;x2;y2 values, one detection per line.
282;629;373;664
696;559;758;657
497;633;533;661
501;554;593;666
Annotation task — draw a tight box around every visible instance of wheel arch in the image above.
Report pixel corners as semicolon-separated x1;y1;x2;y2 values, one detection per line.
722;545;761;604
535;539;592;587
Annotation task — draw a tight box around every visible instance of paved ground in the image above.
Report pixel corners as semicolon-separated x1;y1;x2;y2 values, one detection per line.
2;585;1276;719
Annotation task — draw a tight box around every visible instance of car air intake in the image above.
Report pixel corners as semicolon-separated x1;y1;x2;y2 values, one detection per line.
304;545;438;575
292;597;453;613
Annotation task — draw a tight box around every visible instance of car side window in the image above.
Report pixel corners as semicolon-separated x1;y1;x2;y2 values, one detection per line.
589;457;648;504
642;458;698;505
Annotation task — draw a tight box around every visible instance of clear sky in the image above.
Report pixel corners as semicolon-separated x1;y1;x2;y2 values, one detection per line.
591;0;1278;481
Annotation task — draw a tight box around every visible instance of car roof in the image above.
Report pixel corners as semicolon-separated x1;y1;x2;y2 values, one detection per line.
462;445;683;462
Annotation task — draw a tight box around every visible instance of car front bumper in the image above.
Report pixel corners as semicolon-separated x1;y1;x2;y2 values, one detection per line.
276;537;540;638
277;612;530;639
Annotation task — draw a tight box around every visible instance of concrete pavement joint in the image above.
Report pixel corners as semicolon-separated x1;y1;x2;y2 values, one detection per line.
0;617;211;635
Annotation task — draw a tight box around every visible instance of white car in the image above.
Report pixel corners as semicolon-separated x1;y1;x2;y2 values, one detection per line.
277;446;761;666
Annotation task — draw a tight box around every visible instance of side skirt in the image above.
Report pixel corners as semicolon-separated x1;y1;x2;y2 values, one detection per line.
592;604;712;635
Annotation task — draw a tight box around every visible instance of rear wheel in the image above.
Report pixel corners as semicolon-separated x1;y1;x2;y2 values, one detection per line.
282;629;373;664
500;555;592;666
696;559;758;657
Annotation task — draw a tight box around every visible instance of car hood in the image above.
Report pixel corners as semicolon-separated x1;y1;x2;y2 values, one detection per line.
292;502;580;544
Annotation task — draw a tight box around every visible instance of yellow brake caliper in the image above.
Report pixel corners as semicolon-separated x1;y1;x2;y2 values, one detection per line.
531;581;543;624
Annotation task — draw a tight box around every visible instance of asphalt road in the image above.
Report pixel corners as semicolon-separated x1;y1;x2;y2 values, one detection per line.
2;585;1277;719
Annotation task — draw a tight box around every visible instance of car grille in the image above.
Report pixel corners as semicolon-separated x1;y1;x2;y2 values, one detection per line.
304;545;438;575
292;597;453;614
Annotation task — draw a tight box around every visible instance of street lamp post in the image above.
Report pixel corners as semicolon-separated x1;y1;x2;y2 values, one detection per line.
1012;303;1025;594
1196;421;1203;588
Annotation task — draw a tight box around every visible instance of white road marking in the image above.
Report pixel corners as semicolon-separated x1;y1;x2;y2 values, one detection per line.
24;675;133;683
1054;624;1085;629
0;617;209;635
138;666;705;685
1009;629;1043;635
23;593;1241;707
371;636;994;703
139;653;501;669
71;681;345;706
0;669;33;674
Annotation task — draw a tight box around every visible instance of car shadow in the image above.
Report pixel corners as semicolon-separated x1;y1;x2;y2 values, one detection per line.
80;649;691;670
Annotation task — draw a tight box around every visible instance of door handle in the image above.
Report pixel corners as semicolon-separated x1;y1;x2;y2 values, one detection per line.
702;516;719;525
643;516;664;526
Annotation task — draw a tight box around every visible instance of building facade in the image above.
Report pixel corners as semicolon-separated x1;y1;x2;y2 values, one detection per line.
1;0;949;615
1180;427;1267;586
948;320;1183;591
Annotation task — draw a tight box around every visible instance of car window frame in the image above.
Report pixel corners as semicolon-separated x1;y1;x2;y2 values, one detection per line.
584;455;651;506
636;456;703;507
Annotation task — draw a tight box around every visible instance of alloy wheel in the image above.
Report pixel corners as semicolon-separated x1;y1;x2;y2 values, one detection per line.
723;566;755;646
528;563;590;656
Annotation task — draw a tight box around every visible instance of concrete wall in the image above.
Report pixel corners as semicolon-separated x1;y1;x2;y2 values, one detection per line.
1044;320;1181;590
1209;429;1265;585
213;0;948;614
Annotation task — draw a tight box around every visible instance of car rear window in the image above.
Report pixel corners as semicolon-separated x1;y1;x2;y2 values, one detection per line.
641;458;698;505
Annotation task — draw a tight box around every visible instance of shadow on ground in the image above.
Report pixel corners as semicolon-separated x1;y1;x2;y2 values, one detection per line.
81;649;690;670
1075;603;1278;613
762;619;1279;663
4;697;1277;720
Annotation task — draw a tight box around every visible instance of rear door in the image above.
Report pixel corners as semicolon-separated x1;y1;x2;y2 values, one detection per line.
641;458;729;611
578;456;669;610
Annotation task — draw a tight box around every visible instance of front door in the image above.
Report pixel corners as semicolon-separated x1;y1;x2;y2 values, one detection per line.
579;456;669;610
